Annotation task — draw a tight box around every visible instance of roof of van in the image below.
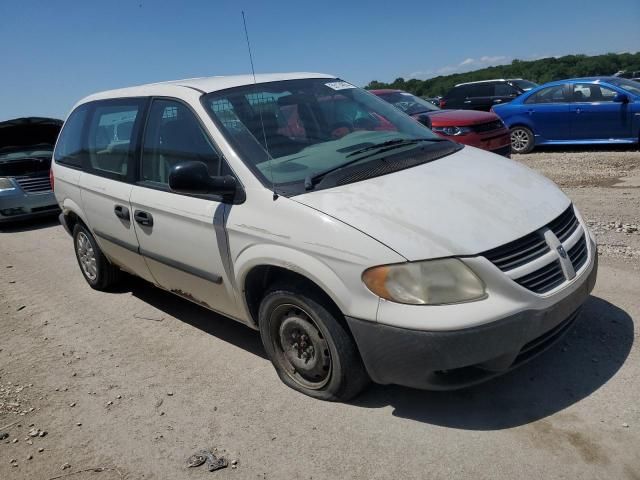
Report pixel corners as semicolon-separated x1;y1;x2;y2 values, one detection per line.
78;73;336;104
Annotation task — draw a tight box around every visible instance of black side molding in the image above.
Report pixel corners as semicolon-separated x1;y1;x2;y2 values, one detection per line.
93;229;222;284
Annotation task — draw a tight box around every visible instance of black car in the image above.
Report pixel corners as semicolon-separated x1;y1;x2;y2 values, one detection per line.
440;79;538;111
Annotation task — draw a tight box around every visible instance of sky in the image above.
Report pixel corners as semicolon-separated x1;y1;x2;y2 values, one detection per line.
1;0;639;121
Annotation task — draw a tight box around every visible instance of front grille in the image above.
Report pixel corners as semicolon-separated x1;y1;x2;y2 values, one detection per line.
547;205;580;242
482;204;587;294
568;234;588;271
15;175;52;194
470;120;504;133
514;259;565;294
483;232;550;271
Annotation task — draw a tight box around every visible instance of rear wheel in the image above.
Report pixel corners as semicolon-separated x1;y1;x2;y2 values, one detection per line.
510;126;535;154
258;284;369;401
73;224;121;290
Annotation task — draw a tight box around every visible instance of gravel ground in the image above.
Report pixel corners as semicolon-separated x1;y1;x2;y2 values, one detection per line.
1;148;639;480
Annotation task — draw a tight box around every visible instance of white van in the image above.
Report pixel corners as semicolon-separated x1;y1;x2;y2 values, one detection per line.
52;73;597;401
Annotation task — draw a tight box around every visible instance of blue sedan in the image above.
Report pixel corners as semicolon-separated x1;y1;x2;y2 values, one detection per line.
491;77;640;153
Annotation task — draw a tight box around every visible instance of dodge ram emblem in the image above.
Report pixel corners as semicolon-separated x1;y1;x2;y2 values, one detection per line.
556;245;568;259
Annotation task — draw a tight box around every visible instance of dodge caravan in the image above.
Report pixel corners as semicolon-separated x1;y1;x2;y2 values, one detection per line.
52;73;597;401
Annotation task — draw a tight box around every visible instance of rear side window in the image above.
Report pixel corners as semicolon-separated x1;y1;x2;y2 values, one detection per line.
469;84;494;97
525;85;567;104
141;99;221;185
494;83;518;96
86;100;144;180
446;85;469;99
54;105;89;168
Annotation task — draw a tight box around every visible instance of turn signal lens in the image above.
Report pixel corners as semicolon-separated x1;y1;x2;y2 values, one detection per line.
362;258;486;305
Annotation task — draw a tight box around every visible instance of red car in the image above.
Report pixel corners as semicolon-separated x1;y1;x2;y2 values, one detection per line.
371;89;511;157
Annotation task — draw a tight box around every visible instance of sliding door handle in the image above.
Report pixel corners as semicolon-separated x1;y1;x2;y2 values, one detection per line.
114;204;130;221
134;210;153;227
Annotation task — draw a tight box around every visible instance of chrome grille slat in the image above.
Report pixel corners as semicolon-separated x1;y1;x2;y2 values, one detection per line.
15;175;52;194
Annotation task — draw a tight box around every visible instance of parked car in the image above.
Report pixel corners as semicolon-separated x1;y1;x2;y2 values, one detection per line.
491;77;640;153
372;89;511;156
52;73;597;401
440;79;538;111
0;117;62;223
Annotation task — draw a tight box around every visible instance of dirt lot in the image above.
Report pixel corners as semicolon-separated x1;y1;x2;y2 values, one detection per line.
1;147;639;480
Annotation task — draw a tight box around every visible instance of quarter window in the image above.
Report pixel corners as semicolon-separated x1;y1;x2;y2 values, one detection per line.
141;100;221;185
86;101;143;178
54;105;90;168
572;83;618;102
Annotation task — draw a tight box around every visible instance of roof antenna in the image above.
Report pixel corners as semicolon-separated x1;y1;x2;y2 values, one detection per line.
242;11;278;201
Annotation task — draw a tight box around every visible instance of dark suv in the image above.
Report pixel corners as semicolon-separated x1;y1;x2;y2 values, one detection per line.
440;79;538;111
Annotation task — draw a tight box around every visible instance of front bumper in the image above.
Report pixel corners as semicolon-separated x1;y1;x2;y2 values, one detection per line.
346;253;597;391
0;190;59;223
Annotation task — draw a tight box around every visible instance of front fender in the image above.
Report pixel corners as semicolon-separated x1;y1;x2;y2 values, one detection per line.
234;243;380;326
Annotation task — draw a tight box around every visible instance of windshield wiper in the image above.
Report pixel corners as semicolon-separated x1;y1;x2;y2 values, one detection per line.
344;137;435;158
304;137;440;191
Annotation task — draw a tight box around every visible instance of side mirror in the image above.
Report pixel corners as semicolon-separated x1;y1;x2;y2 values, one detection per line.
613;93;629;103
416;114;432;129
169;161;238;200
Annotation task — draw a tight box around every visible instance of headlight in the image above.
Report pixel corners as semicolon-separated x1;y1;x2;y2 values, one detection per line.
0;177;16;192
362;258;486;305
432;126;473;136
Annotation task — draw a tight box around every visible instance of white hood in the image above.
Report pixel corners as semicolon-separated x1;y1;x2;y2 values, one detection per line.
294;147;570;261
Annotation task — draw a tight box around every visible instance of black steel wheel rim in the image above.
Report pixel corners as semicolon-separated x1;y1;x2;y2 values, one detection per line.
269;303;332;390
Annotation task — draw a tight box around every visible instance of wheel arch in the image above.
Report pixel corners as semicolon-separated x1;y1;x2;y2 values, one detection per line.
61;198;90;235
235;245;355;330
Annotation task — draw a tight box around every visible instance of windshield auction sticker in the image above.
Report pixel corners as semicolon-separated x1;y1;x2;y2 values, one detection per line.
325;81;356;90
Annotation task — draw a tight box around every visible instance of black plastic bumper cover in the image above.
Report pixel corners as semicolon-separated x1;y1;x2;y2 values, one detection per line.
346;255;597;391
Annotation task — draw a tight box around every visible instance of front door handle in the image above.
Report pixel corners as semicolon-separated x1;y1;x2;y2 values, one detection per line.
134;210;153;227
114;204;130;221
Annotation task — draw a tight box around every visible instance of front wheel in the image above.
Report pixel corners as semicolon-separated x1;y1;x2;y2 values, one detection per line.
258;284;369;401
510;126;535;154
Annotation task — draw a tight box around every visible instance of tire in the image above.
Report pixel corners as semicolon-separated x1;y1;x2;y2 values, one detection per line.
258;283;369;401
510;126;535;154
72;223;121;290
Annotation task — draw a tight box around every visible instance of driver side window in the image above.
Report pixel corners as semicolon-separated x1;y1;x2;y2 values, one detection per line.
141;100;221;185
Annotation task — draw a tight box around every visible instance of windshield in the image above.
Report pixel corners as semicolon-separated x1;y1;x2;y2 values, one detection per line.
510;80;538;91
202;78;443;192
608;78;640;96
375;91;440;115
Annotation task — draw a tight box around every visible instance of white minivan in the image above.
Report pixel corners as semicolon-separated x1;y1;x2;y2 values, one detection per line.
52;73;597;401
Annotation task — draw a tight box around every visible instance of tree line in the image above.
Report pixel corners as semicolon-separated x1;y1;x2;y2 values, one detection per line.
365;52;640;97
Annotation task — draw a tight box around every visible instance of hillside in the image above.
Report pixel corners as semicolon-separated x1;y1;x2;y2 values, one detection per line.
365;52;640;97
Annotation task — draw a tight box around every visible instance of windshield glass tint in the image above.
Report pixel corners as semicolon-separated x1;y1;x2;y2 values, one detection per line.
511;80;538;91
203;78;439;187
377;91;440;114
609;78;640;96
